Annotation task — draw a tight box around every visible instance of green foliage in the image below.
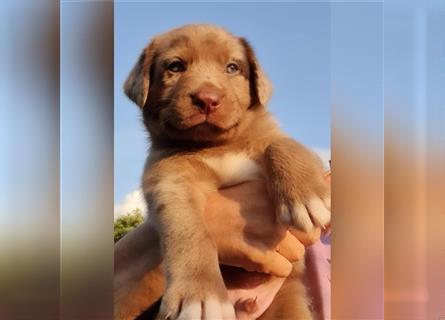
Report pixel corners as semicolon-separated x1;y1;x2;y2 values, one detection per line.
114;209;144;243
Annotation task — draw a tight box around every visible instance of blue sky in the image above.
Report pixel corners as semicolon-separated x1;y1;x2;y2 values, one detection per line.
115;2;331;204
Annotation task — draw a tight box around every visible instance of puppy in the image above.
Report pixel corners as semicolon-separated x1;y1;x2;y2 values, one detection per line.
123;24;330;319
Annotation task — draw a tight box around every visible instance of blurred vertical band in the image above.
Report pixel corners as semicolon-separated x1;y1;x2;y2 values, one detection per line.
384;1;427;318
0;1;60;319
384;0;445;319
424;1;445;317
60;1;113;319
331;2;384;319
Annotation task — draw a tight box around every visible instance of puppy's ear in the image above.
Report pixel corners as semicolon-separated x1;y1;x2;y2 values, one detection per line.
239;38;272;107
124;40;157;108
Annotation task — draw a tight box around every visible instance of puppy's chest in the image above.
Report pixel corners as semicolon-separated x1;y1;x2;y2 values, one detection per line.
202;152;265;187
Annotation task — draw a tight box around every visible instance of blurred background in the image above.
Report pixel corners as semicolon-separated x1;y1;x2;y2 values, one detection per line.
0;0;443;319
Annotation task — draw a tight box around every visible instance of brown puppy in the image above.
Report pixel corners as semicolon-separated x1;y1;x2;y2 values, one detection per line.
123;24;330;319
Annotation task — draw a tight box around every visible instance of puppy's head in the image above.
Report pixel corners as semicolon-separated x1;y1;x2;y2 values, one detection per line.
124;24;272;145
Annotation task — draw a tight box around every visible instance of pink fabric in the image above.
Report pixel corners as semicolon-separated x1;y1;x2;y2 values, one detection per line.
305;230;331;319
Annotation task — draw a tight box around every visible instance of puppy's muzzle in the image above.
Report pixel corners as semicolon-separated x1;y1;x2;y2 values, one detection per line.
191;84;224;114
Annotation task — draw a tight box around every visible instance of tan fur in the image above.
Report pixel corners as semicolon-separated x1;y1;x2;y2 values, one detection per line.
120;24;330;319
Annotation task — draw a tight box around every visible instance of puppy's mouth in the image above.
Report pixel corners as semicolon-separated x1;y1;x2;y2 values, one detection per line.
165;116;239;134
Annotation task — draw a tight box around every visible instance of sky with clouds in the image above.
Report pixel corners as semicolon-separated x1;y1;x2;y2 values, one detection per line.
114;2;331;216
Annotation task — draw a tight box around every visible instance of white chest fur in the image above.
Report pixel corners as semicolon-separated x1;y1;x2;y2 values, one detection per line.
202;153;263;187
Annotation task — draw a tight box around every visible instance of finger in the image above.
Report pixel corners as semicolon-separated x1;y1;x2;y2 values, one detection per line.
290;227;322;247
248;248;293;278
276;231;305;262
221;241;292;278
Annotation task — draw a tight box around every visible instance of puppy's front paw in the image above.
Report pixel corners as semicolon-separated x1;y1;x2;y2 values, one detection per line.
277;194;330;232
157;281;235;320
264;138;331;232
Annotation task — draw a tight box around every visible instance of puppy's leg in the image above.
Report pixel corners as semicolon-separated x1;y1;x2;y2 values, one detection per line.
144;158;235;320
264;138;330;232
258;262;314;320
114;222;165;320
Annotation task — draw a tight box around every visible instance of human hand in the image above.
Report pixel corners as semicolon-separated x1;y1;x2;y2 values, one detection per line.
204;179;321;278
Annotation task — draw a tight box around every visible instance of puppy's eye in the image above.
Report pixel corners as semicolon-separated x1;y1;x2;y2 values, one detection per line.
167;61;186;73
226;63;239;74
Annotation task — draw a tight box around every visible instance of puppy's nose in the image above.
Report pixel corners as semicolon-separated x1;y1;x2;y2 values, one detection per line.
192;89;221;114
